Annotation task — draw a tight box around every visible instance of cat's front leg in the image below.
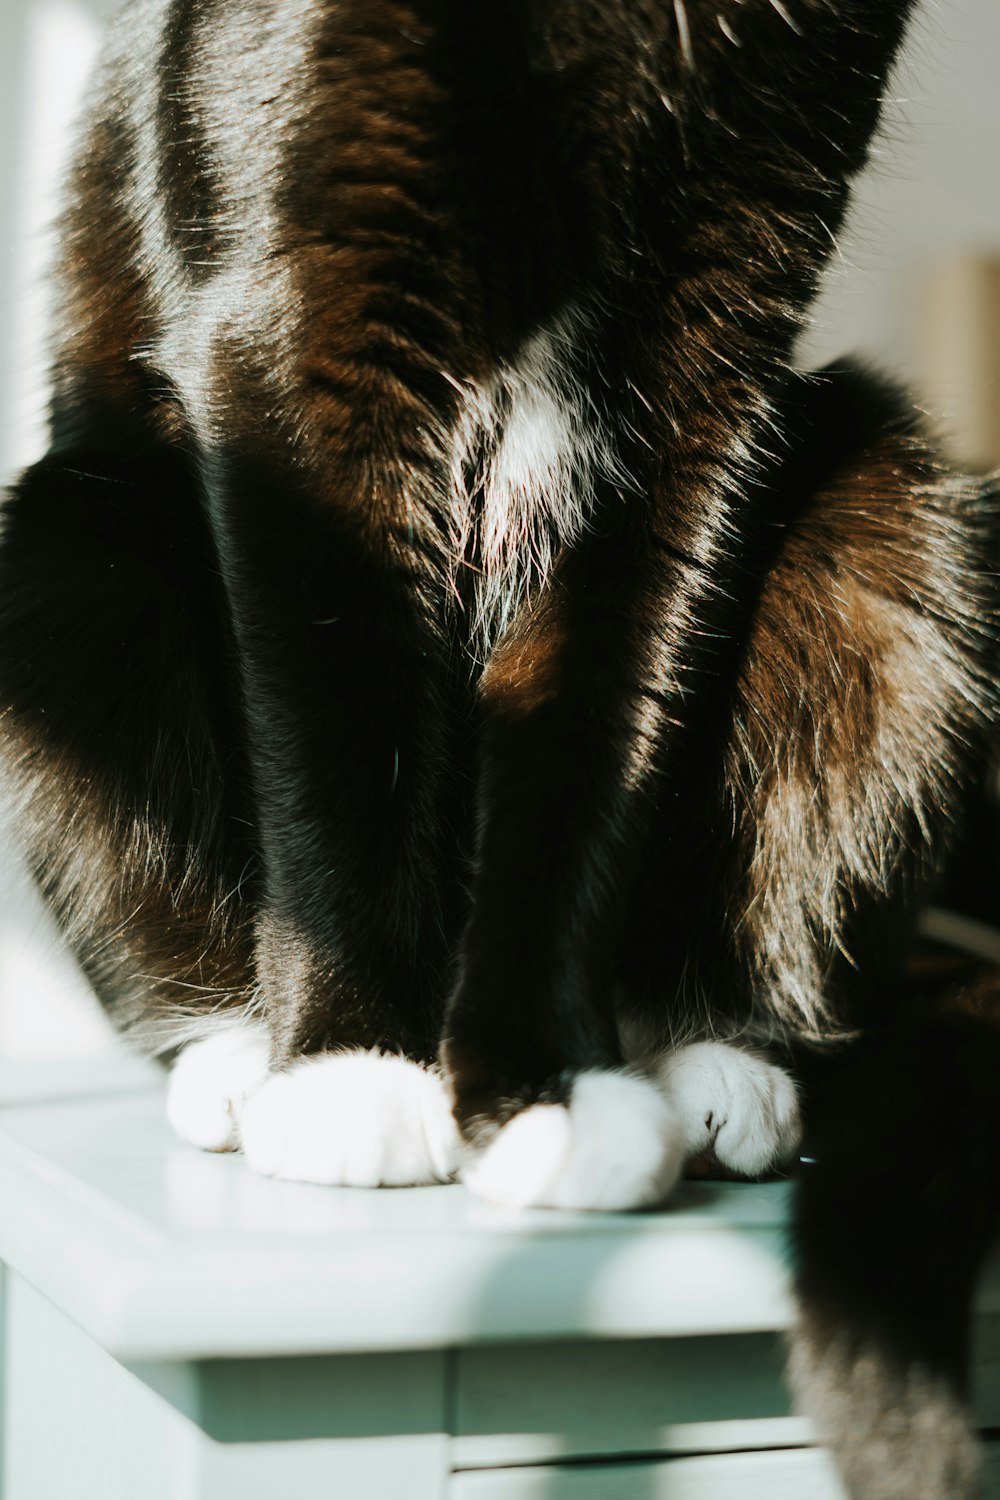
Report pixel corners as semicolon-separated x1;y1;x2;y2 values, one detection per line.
442;0;922;1211
182;448;466;1187
443;536;699;1211
440;328;810;1209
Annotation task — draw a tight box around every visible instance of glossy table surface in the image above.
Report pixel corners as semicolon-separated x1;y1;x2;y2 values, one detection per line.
0;1047;800;1361
2;1047;998;1365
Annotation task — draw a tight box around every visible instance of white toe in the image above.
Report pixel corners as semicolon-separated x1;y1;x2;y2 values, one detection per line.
654;1041;801;1176
463;1070;685;1211
240;1050;460;1187
166;1023;272;1151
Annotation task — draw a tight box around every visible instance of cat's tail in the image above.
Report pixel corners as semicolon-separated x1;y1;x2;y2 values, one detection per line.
786;983;1000;1499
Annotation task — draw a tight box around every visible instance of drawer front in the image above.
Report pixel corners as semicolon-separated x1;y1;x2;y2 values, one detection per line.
454;1325;1000;1478
452;1442;1000;1500
451;1447;848;1499
452;1334;808;1470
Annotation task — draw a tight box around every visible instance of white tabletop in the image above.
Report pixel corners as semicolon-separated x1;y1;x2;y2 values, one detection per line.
1;1051;996;1364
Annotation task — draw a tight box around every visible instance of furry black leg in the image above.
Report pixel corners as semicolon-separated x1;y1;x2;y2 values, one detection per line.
620;367;998;1054
0;434;257;1051
788;999;1000;1500
204;452;465;1068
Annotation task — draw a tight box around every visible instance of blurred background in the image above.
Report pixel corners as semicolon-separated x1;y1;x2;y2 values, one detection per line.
0;0;999;1060
799;0;1000;472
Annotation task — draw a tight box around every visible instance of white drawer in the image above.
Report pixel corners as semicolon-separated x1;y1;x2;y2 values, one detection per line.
451;1447;848;1499
452;1436;1000;1500
451;1334;806;1470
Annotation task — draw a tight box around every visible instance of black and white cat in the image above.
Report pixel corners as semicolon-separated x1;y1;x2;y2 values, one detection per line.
1;3;999;1482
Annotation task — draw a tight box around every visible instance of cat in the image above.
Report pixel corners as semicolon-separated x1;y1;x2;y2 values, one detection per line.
1;0;999;1486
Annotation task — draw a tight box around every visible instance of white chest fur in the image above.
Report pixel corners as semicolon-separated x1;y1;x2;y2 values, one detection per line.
450;309;629;654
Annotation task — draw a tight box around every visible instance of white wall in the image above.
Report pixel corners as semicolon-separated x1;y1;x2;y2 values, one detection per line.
0;0;120;485
0;0;128;1058
807;0;1000;353
0;0;999;1057
799;0;1000;439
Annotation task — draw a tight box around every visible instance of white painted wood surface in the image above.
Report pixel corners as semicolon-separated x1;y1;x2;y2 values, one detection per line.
452;1337;809;1470
1;1053;999;1498
3;1274;451;1500
0;1058;821;1498
2;1055;1000;1366
0;1058;803;1361
450;1448;850;1500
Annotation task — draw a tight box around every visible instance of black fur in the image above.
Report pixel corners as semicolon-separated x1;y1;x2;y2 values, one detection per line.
788;994;1000;1499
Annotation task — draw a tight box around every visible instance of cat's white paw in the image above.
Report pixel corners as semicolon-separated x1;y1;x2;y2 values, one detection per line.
166;1023;272;1151
654;1041;801;1176
462;1070;685;1211
239;1050;460;1186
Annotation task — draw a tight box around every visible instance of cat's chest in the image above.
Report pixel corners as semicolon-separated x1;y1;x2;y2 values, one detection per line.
451;310;627;652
